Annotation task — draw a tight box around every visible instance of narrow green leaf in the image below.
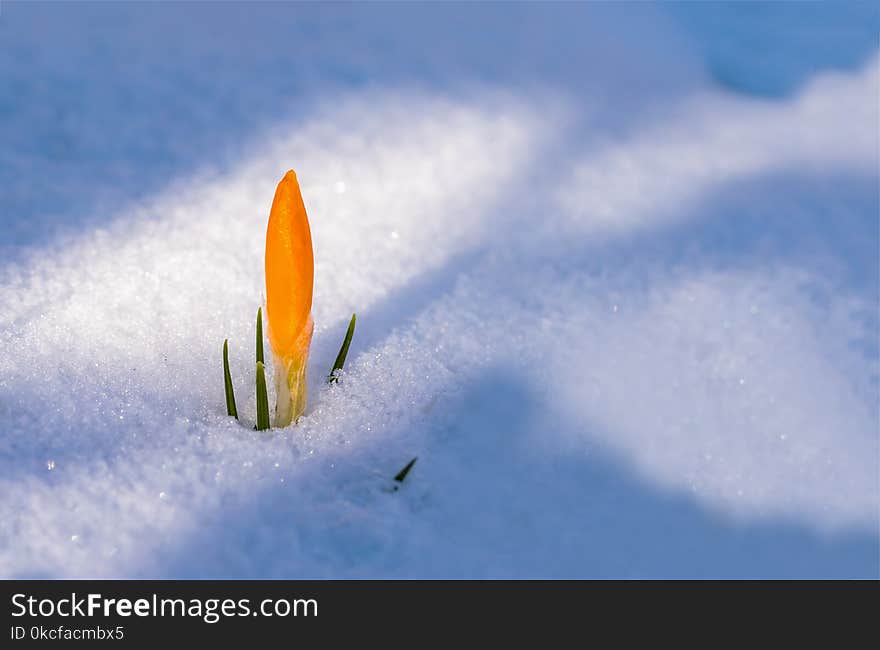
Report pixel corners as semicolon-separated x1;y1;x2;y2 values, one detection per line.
223;339;238;419
255;360;270;431
393;456;418;483
328;313;357;383
256;307;265;365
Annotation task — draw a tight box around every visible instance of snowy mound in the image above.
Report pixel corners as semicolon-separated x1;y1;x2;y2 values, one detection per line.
1;3;877;577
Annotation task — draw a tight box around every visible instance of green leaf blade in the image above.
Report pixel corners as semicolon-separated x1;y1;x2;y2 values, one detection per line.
328;313;357;383
256;307;265;365
223;339;238;419
394;456;418;483
255;360;270;431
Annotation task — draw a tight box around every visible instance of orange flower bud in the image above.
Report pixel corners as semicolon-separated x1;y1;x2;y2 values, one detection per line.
265;170;314;426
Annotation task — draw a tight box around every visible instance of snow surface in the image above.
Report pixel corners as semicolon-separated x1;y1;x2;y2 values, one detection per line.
1;2;878;578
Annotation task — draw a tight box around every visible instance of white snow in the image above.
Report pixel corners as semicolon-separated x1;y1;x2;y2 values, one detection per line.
0;3;877;578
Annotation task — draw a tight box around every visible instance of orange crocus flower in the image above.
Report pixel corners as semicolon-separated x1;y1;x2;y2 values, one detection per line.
265;170;314;426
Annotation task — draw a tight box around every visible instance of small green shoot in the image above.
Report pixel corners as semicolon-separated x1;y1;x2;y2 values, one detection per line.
255;360;270;431
393;456;418;484
256;307;265;365
328;313;357;383
223;339;238;419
